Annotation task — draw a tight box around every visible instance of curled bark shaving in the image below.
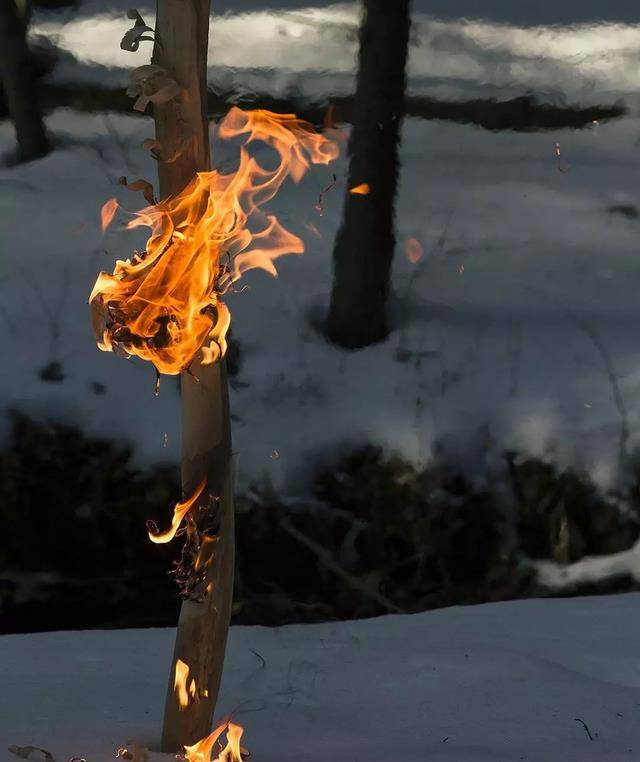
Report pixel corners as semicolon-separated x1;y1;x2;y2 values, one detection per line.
126;64;181;113
121;9;156;52
117;175;156;205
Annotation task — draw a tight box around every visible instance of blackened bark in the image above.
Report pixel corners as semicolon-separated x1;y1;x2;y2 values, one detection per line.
327;0;410;348
0;0;49;162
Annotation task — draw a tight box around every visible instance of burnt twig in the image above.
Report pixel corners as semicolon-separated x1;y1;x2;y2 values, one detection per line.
277;513;405;614
8;747;55;761
314;172;337;216
248;648;266;669
574;718;594;741
581;321;629;465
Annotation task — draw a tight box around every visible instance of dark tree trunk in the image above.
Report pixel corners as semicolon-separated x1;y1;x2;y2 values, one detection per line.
0;0;49;162
327;0;410;349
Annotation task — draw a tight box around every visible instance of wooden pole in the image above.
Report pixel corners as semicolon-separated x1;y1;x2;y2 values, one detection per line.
150;0;235;751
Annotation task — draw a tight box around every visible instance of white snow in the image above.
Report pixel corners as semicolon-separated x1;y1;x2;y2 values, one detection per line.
4;7;640;760
2;594;640;761
2;108;640;490
32;3;640;111
536;539;640;588
2;1;640;494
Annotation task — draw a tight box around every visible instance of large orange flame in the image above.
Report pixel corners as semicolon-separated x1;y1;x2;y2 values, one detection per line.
89;108;338;375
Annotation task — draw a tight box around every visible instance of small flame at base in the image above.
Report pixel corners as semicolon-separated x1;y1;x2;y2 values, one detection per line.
183;721;246;762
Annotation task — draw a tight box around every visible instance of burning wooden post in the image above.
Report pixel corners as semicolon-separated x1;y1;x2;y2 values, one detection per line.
94;0;233;748
150;0;235;751
89;1;339;753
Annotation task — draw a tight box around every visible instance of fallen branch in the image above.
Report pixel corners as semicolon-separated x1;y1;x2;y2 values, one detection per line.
8;747;55;762
580;321;629;465
277;513;405;615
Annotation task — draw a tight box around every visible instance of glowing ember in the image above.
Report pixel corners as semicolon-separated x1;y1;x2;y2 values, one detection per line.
404;237;423;264
183;721;245;762
90;108;338;376
148;480;205;544
349;183;370;195
554;141;570;173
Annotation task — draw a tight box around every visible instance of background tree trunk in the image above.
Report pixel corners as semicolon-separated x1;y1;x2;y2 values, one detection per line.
0;0;49;162
150;0;235;752
326;0;410;349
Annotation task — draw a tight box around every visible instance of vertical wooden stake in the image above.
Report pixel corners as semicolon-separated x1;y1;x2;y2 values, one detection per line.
150;0;235;751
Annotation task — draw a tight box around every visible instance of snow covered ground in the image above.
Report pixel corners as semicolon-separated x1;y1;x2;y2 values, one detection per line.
2;107;640;490
2;593;640;761
2;1;640;492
